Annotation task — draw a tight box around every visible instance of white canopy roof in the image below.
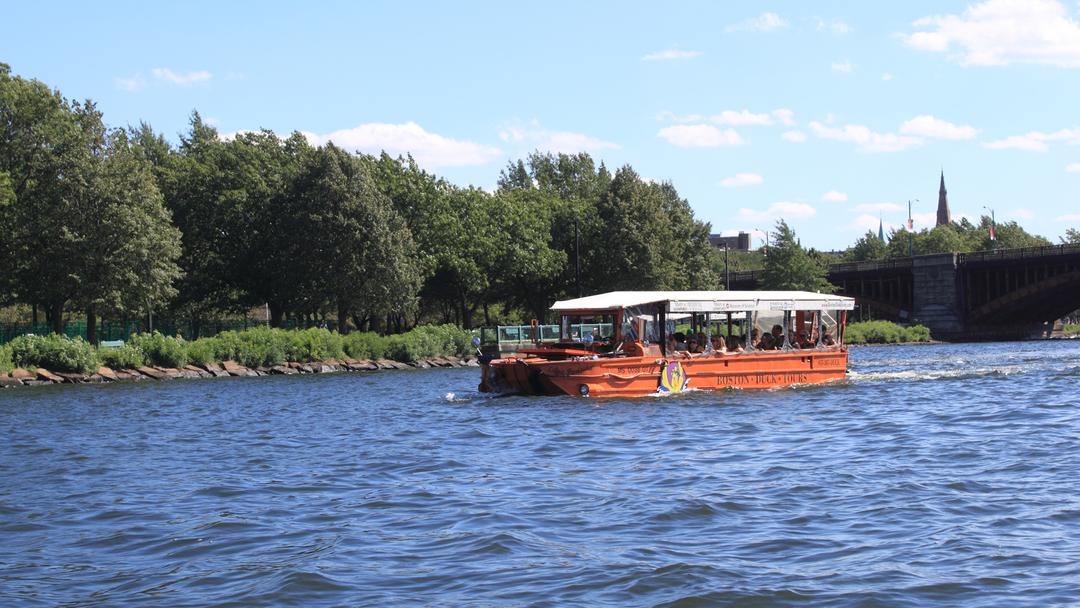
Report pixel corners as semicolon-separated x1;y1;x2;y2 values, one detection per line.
551;291;855;313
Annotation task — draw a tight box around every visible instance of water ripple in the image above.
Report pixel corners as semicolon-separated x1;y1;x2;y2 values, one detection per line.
1;343;1078;606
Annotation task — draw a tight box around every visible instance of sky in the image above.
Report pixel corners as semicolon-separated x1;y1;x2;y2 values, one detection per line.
4;0;1080;250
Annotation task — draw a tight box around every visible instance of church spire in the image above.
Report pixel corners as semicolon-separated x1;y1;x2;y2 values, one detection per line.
936;170;951;226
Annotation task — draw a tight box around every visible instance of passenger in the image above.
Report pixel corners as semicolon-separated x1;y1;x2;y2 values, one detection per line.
711;335;726;353
674;332;688;351
821;330;836;346
665;334;677;354
687;338;703;354
729;336;745;353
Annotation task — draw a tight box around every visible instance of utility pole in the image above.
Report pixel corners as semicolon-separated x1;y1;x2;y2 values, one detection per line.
574;220;582;298
724;244;730;291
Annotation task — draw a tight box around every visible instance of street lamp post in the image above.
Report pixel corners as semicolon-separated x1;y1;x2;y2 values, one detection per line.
755;228;769;257
983;205;996;248
721;244;730;290
906;198;919;257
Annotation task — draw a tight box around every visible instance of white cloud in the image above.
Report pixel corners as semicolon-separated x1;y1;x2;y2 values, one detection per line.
151;68;212;86
115;74;145;91
727;12;789;32
984;128;1080;151
902;0;1080;67
711;110;773;126
855;202;904;212
720;173;764;187
657;124;745;147
1054;213;1080;221
1068;162;1080;172
809;121;922;152
737;201;817;222
832;60;854;73
642;48;703;61
772;108;796;126
499;120;619;154
882;72;895;81
899;115;979;139
782;130;807;143
816;18;852;34
822;190;849;202
304;122;503;168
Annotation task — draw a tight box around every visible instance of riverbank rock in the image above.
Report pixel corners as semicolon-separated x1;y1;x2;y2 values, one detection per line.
222;361;256;377
35;368;64;383
463;357;479;367
97;367;119;382
0;374;23;387
137;367;169;380
56;372;88;383
270;365;297;375
11;368;34;380
183;365;211;378
345;359;377;371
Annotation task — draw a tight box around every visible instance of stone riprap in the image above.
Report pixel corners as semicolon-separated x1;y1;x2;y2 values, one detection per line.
0;356;479;388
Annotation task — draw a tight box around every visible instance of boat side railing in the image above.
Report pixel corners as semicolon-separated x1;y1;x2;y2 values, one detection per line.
480;323;614;347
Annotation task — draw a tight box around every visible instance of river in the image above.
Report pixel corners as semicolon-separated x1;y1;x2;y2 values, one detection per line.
1;341;1078;606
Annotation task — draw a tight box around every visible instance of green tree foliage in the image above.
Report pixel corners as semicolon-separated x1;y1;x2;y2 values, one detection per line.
1;66;181;338
885;217;1050;258
761;220;833;292
1064;228;1080;244
292;144;422;332
74;130;182;343
845;231;888;262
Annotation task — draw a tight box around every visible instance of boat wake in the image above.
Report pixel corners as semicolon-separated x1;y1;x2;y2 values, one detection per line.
848;365;1026;384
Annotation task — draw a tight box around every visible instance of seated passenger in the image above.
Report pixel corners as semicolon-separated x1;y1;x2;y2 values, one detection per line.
711;335;727;353
674;332;688;351
687;338;703;354
821;331;836;346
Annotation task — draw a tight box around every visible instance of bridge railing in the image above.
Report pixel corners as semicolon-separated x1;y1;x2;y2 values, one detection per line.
829;258;914;274
957;243;1080;264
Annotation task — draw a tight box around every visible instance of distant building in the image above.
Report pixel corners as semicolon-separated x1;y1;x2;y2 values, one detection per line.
936;170;951;226
709;231;751;251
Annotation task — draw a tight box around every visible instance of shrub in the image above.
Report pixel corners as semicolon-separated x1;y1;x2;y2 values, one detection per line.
844;321;932;345
128;331;188;368
97;344;145;369
6;334;98;373
0;343;13;374
342;331;388;360
1065;323;1079;337
287;327;345;362
186;337;219;366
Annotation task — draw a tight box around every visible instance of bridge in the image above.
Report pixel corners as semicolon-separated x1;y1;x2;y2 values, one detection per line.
729;244;1080;341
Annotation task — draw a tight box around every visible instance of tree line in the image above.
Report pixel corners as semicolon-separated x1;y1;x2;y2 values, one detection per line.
0;64;718;340
3;64;1074;341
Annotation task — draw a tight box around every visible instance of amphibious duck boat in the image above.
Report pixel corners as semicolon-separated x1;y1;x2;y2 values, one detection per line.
478;291;855;398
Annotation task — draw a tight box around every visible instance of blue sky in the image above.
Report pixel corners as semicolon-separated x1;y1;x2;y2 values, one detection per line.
5;0;1080;250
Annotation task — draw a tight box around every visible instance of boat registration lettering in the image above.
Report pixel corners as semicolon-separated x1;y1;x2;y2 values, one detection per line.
814;356;844;367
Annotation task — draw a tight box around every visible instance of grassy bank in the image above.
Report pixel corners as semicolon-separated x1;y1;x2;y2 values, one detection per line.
0;325;474;374
1064;323;1079;337
844;321;932;345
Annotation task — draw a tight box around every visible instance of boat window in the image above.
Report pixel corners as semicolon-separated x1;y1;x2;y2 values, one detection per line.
621;306;660;344
560;314;615;341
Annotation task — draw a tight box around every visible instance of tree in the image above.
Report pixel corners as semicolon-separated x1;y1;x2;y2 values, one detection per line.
1064;228;1080;244
291;144;422;332
845;230;888;262
761;220;833;292
71;130;182;343
0;64;91;332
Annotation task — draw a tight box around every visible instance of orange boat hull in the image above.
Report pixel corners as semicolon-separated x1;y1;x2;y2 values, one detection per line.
483;348;848;397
